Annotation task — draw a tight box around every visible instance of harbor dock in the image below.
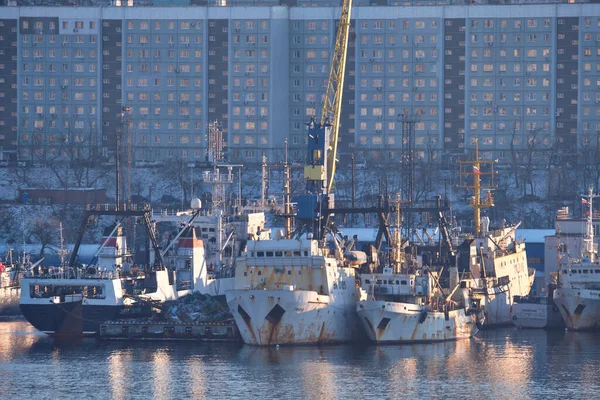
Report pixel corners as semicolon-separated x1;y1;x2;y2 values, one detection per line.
98;320;240;342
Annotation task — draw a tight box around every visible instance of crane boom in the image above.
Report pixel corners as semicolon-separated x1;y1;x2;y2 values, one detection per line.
297;0;353;240
321;0;353;193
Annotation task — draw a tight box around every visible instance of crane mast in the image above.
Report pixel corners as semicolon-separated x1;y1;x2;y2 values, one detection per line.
321;0;352;193
299;0;352;240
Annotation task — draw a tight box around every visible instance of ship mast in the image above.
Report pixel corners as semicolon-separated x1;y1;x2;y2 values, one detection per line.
391;194;404;272
458;138;496;236
583;186;595;262
283;140;294;238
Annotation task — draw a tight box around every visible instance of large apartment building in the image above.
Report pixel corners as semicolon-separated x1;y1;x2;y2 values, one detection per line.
0;3;599;166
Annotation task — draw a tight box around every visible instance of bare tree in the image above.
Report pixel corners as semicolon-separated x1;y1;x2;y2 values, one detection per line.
29;118;110;191
30;217;58;258
579;132;600;192
545;135;577;201
413;135;439;202
509;121;521;190
156;155;198;207
520;128;547;198
545;136;562;199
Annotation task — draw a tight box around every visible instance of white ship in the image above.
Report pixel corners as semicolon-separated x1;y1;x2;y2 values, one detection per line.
0;251;27;315
357;266;483;343
226;238;364;345
456;138;535;327
226;0;357;346
459;220;535;326
357;208;484;343
20;207;202;336
553;188;600;331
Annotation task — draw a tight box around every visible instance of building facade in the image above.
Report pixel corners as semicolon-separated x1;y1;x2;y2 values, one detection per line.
0;4;599;166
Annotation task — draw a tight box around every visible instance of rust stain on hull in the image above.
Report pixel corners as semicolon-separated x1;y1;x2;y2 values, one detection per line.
318;322;326;342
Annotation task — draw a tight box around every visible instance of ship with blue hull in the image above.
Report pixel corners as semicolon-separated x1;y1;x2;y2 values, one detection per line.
20;199;271;336
20;201;214;336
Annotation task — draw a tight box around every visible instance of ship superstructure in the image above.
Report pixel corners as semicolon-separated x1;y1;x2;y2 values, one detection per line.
456;139;535;326
157;208;270;298
19;202;211;336
553;188;600;331
227;0;358;346
0;250;29;315
356;201;484;343
227;238;363;345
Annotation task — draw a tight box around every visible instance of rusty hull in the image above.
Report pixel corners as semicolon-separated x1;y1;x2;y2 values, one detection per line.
472;244;533;327
553;287;600;330
357;301;480;343
227;288;362;345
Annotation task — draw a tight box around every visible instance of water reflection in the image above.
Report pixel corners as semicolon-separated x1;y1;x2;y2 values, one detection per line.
108;348;133;400
2;322;600;399
0;319;41;362
151;348;172;400
185;355;206;398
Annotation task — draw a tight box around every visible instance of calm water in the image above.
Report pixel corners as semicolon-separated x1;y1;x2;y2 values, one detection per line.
1;319;599;400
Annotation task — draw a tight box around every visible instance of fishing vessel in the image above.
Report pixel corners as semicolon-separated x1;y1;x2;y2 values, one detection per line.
19;205;189;336
357;269;483;343
456;139;535;326
227;0;358;346
20;199;270;336
226;236;364;345
553;188;600;331
19;199;251;336
357;201;484;343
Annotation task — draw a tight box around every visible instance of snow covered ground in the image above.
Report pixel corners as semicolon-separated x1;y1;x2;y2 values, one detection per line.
0;162;587;258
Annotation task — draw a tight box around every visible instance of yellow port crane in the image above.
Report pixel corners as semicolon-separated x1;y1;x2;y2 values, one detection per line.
304;0;352;195
298;0;353;239
321;0;352;193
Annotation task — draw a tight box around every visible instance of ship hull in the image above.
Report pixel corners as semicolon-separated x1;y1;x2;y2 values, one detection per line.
0;287;21;315
20;302;123;336
357;301;480;343
472;268;535;327
553;287;600;331
227;289;361;345
511;301;565;329
477;290;513;326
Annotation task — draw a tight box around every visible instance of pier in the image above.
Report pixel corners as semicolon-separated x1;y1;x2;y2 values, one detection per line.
98;320;240;342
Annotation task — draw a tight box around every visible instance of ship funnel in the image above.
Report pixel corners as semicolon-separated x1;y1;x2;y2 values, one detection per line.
190;198;202;210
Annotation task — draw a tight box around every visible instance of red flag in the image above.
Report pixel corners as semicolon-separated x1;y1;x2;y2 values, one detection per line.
473;166;481;175
582;198;589;205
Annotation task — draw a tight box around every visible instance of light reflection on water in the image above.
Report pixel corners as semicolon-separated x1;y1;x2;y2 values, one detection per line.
1;320;600;399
